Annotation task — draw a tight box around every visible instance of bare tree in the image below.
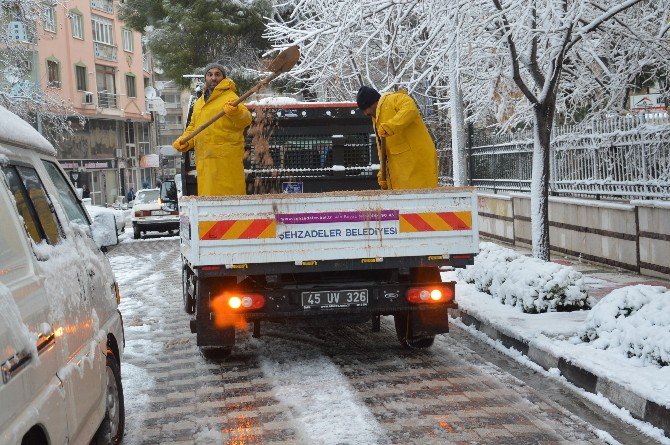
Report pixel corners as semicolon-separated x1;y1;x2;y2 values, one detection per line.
0;0;82;141
266;0;471;185
267;0;670;260
461;0;670;259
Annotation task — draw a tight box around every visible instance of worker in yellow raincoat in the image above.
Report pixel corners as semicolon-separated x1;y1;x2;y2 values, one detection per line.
173;63;252;196
356;86;438;190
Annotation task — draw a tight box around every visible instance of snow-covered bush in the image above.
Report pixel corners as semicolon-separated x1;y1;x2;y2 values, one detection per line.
459;242;591;313
581;285;670;367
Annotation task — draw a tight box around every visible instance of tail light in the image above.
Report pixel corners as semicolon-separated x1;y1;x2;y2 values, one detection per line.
406;283;455;304
134;210;151;217
211;292;266;312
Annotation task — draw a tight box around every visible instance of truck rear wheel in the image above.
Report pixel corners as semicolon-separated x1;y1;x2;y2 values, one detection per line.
394;313;436;349
182;267;196;314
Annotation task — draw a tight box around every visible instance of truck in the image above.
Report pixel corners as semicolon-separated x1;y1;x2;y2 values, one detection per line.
167;101;478;355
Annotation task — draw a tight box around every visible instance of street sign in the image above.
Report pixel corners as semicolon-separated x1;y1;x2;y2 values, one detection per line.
630;94;667;112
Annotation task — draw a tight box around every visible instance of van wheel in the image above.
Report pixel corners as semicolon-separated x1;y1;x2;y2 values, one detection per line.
133;224;140;239
394;313;435;349
92;348;125;445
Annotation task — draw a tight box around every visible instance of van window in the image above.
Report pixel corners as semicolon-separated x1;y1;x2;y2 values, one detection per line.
2;165;62;245
42;161;89;225
2;166;45;244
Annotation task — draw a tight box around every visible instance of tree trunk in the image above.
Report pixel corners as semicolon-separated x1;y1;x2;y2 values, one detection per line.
531;105;552;261
449;49;467;186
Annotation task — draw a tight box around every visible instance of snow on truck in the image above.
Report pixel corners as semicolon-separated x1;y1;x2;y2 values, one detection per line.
165;101;479;354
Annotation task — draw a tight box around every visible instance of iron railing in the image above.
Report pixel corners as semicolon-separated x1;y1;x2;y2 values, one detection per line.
455;114;670;199
97;92;117;109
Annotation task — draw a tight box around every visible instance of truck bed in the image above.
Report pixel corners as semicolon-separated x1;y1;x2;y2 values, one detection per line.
180;187;479;269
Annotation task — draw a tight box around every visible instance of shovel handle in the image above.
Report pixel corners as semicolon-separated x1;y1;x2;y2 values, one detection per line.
179;73;278;145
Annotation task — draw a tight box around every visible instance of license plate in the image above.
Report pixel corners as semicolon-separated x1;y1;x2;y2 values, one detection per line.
301;289;368;309
152;210;169;216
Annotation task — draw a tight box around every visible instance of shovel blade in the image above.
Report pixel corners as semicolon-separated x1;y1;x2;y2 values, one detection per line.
267;45;300;74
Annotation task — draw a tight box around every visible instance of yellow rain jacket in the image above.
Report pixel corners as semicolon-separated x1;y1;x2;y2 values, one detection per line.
373;90;438;190
174;78;252;196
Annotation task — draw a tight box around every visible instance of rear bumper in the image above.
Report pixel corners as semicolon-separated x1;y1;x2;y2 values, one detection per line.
203;281;456;322
133;219;179;232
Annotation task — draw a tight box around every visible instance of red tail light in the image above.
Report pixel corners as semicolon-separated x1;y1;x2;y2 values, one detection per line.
406;283;455;304
212;293;266;312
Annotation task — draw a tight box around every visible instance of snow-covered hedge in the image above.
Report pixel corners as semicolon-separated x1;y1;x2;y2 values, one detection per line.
459;242;591;313
581;285;670;367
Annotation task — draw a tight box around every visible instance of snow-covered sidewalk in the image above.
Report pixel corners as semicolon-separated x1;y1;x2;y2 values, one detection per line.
445;242;670;439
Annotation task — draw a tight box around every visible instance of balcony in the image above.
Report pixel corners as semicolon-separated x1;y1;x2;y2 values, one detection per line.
90;0;113;14
98;92;118;108
94;42;117;62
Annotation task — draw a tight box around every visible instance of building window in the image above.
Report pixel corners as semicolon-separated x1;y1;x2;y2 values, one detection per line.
8;21;29;41
75;65;87;90
125;74;136;98
47;59;60;88
90;0;113;14
43;6;56;33
122;29;134;52
160;93;180;104
167;114;182;125
91;14;113;45
70;12;84;39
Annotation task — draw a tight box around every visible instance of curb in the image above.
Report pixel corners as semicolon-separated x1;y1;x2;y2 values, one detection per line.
453;309;670;437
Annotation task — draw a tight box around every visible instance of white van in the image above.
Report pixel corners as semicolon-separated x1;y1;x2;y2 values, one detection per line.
0;106;125;444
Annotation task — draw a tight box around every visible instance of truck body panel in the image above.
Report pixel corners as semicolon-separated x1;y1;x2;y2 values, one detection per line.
180;188;479;268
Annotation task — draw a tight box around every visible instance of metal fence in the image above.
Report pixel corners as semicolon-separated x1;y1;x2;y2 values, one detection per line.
453;114;670;199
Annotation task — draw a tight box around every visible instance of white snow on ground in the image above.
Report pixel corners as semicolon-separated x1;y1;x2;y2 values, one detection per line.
258;338;387;445
447;269;670;413
459;242;592;313
450;314;670;445
109;250;174;444
120;362;155;443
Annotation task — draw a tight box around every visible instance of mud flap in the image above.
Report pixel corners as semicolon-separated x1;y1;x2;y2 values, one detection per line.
195;278;237;348
407;306;449;339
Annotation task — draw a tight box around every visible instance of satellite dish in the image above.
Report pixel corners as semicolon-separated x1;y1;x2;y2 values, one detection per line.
144;86;157;99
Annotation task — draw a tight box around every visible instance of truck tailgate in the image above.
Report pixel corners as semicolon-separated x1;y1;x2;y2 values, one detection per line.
180;187;479;267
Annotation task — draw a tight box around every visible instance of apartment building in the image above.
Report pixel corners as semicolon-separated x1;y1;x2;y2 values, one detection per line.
154;74;188;179
34;0;154;205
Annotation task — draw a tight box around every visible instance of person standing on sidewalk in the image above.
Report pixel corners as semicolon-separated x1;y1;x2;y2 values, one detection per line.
173;63;252;196
356;85;438;190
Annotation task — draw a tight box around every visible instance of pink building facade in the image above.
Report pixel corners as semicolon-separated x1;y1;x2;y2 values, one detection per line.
35;0;155;205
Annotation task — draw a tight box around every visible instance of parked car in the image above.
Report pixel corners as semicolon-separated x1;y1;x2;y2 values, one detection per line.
0;105;125;445
83;198;126;238
131;187;179;239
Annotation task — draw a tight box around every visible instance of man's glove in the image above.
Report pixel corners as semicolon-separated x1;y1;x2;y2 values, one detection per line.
378;179;388;190
224;102;239;115
377;123;393;138
172;139;189;151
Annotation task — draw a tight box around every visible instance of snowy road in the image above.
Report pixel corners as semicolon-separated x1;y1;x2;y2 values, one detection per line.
109;237;661;445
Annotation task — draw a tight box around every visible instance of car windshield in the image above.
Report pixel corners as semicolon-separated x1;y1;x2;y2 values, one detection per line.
135;190;160;204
